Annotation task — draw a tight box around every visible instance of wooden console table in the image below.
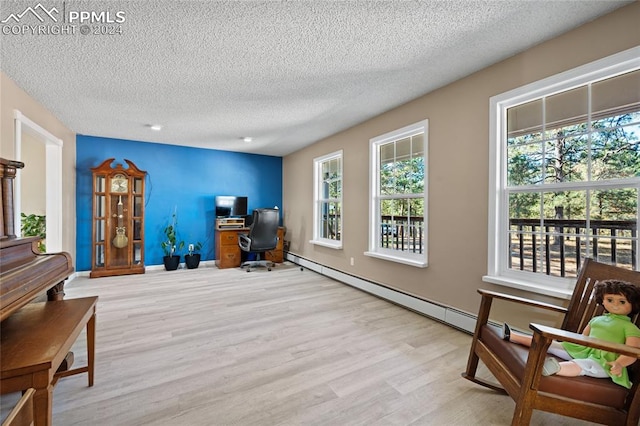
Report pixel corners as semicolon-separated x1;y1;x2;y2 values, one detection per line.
215;227;284;269
0;297;98;426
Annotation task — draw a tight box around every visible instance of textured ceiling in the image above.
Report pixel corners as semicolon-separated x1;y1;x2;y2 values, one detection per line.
0;1;631;156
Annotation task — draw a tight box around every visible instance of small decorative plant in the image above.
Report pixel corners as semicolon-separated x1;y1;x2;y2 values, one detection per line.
187;242;202;256
185;241;203;269
21;212;46;252
161;209;184;270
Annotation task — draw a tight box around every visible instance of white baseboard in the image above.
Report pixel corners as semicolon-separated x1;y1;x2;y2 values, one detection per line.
285;252;486;334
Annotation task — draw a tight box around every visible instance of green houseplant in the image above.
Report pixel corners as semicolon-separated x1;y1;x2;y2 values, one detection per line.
161;210;184;271
184;241;203;269
21;212;46;252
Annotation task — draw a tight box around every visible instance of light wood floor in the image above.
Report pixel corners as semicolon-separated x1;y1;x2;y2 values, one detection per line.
1;262;599;425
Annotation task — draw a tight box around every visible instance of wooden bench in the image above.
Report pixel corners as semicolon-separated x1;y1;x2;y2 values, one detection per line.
0;297;98;426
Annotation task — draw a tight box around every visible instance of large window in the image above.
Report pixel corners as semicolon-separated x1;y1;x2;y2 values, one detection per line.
366;120;428;267
311;150;343;249
487;47;640;296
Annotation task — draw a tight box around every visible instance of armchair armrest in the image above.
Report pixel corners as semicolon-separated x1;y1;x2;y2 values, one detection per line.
478;289;568;314
238;233;251;251
530;323;640;359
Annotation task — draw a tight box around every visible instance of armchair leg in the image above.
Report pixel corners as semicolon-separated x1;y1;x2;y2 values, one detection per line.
463;294;493;380
511;405;534;426
463;353;480;379
511;329;550;426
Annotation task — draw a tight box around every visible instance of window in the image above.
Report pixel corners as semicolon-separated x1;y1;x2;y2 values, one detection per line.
486;47;640;296
311;150;343;249
366;120;428;267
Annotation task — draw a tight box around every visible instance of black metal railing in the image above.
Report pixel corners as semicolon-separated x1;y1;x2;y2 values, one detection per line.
322;215;635;275
380;216;425;253
509;218;637;277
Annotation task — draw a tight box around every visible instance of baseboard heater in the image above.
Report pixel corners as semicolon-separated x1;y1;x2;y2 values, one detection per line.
284;252;503;335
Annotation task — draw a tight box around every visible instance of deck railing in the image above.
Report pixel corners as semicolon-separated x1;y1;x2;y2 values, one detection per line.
509;218;637;277
326;215;635;276
320;215;425;253
380;216;425;253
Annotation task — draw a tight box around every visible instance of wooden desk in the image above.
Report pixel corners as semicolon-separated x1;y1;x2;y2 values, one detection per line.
0;297;98;426
215;227;284;269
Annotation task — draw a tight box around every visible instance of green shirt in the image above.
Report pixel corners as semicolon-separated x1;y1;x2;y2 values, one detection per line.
561;313;640;389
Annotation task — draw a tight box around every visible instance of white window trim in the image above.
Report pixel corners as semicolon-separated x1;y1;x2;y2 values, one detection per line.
486;46;640;298
310;150;343;249
365;119;428;267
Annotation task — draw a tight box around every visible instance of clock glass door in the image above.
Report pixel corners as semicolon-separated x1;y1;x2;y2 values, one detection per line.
94;175;106;269
109;193;130;268
132;176;144;265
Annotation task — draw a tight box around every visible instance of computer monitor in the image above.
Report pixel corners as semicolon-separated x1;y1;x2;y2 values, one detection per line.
215;196;248;217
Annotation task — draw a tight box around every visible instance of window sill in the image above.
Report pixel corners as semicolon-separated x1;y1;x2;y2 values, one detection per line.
482;274;573;299
364;251;427;268
309;239;342;250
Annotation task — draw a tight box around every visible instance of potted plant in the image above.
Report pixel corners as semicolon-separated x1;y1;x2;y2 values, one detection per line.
161;211;184;271
184;242;203;269
21;212;46;252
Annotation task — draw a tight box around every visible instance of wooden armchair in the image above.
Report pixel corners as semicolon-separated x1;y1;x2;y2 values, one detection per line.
462;258;640;425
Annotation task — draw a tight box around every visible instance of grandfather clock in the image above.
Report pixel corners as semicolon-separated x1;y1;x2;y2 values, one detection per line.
90;158;146;278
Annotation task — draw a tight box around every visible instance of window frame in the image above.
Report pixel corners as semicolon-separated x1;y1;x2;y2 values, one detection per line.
485;46;640;298
310;149;343;249
365;119;428;267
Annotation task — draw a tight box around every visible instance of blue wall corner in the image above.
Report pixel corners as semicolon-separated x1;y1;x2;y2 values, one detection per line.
76;135;283;272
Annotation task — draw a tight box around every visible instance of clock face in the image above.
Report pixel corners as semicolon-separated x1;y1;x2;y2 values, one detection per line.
111;174;128;193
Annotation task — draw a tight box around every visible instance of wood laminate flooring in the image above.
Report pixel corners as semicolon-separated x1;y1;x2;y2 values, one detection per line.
1;262;599;425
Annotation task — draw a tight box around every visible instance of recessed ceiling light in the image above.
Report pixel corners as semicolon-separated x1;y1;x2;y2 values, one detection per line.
148;124;162;131
243;137;253;143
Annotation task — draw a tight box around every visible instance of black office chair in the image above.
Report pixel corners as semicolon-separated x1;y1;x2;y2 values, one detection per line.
238;208;279;272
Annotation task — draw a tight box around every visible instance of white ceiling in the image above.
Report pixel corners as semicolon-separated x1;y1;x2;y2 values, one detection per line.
0;1;631;156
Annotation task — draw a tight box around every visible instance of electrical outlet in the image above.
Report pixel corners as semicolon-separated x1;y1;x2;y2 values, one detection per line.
350;257;354;266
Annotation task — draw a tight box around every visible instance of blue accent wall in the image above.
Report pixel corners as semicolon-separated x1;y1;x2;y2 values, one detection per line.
76;135;283;272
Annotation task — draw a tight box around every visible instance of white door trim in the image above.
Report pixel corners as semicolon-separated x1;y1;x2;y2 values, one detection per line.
14;110;63;253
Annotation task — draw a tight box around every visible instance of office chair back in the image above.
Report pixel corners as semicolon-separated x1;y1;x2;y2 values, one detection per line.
247;208;279;251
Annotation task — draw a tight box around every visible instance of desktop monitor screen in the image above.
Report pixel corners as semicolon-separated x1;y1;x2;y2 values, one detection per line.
215;196;248;217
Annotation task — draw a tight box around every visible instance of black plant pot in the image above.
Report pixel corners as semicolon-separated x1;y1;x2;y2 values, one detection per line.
184;253;201;269
163;255;180;271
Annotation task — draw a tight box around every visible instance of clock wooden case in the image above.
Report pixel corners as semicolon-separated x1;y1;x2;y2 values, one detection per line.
90;158;146;278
